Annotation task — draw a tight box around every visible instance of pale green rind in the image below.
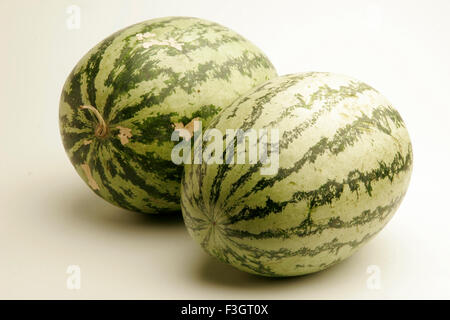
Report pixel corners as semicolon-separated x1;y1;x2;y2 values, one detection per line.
181;72;413;277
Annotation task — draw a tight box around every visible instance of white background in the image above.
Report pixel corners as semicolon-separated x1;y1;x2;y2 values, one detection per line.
1;0;449;299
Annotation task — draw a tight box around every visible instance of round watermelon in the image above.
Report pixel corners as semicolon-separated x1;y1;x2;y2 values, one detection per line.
181;72;413;276
59;16;277;214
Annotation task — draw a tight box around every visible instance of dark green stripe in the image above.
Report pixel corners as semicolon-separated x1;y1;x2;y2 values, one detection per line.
224;195;403;240
70;139;94;165
207;75;304;205
85;35;115;108
209;78;377;204
181;170;209;222
241;105;406;200
91;147;140;212
60;130;92;156
229;230;376;261
109;139;180;204
225;146;412;223
295;258;342;271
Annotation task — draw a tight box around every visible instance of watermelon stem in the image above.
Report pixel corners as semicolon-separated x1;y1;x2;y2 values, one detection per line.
80;105;108;138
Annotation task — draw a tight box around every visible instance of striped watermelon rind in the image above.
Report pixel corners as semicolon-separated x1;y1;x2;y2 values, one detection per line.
181;72;413;277
59;16;277;214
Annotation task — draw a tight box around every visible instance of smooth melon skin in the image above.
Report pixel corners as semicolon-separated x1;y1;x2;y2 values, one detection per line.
59;16;277;214
181;72;413;277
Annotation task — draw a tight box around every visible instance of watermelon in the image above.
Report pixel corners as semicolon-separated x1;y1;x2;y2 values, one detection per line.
181;72;413;277
59;16;277;214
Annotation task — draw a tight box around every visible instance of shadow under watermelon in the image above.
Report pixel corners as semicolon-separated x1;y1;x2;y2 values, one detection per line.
192;249;367;295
